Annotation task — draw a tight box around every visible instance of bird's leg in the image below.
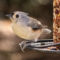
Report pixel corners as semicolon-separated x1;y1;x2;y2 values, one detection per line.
34;38;38;42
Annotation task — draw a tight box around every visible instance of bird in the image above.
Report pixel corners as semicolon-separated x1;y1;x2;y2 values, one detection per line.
6;11;51;51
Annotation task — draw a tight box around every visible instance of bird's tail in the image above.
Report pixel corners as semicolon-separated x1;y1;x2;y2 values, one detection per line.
42;28;51;34
39;28;51;39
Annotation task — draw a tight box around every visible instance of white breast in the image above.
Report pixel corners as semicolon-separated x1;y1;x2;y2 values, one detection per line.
12;23;41;40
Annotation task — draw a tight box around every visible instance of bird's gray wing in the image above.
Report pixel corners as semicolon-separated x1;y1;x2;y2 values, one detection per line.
28;17;43;30
20;14;43;30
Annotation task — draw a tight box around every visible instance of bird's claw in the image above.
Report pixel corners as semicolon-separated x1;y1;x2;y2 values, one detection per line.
19;41;29;52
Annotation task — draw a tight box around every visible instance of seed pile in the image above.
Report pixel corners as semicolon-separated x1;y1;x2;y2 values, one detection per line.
53;0;60;44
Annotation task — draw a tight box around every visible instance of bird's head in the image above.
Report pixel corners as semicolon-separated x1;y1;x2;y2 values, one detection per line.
6;11;28;22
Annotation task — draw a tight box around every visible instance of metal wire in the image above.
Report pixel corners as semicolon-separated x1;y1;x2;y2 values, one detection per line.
25;39;60;52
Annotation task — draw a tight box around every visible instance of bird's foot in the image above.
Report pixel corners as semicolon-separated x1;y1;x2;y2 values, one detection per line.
19;40;31;52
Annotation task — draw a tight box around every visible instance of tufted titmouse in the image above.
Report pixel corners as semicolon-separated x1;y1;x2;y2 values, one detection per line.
7;11;51;51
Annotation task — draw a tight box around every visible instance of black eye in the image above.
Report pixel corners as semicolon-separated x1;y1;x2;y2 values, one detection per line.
16;14;19;18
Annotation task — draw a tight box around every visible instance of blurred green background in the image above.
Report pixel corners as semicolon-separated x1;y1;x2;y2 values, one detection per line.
0;0;54;60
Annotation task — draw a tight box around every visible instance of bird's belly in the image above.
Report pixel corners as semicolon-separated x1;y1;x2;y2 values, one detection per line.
12;24;40;40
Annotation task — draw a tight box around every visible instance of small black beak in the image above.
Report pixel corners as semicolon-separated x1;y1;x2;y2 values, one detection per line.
6;14;13;18
6;12;14;18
